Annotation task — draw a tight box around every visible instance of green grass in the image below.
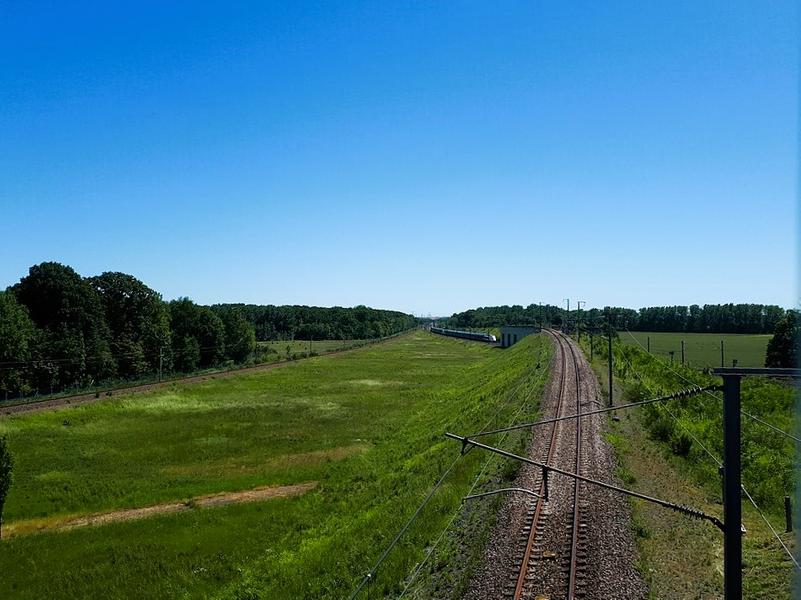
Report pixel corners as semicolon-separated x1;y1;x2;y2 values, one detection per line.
621;331;771;368
0;330;552;599
258;338;369;357
579;334;794;598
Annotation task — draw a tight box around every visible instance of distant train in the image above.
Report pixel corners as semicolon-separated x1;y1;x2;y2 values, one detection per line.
429;326;497;343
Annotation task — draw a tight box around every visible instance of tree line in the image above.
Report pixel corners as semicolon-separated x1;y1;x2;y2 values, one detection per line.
446;303;787;334
0;262;416;399
214;304;417;342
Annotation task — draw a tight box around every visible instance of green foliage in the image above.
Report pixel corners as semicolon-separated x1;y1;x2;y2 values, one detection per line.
171;334;201;372
765;310;798;368
212;307;257;363
0;292;38;397
168;298;225;368
89;272;171;378
217;303;417;341
583;335;795;516
11;262;115;386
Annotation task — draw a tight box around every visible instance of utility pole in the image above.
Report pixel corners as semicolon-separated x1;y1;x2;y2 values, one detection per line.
681;340;685;365
158;345;163;383
564;299;570;333
589;331;594;361
607;316;613;407
577;301;586;341
721;372;742;600
647;335;650;353
720;340;725;368
713;366;801;600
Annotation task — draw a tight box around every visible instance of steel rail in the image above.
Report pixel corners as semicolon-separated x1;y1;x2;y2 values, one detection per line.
444;432;725;531
512;329;568;599
563;331;583;600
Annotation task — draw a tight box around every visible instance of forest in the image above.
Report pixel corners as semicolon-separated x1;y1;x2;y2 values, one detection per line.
0;263;417;399
213;303;418;341
446;303;787;334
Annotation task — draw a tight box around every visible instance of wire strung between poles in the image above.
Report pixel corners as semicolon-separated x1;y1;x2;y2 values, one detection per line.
467;385;720;438
618;334;799;569
623;327;801;446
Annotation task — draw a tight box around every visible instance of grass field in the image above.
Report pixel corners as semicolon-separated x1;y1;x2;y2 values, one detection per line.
620;331;771;368
0;330;551;599
258;338;368;357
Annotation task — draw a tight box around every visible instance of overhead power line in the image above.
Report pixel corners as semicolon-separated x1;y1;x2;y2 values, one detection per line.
622;328;801;447
617;335;799;571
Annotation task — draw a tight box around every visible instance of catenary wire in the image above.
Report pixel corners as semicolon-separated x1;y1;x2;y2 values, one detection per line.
616;331;798;568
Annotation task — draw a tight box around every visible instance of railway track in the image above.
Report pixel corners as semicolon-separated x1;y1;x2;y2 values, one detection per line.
508;329;588;600
464;328;645;600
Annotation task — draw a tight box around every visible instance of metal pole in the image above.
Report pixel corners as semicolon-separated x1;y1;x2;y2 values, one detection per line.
681;340;685;365
158;346;163;382
722;374;742;600
785;496;793;533
647;335;650;353
721;339;725;368
607;322;613;407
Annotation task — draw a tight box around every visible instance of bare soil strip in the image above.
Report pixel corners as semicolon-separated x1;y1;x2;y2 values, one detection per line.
4;482;317;538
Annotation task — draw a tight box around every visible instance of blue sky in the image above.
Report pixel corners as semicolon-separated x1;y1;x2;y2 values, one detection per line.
1;2;797;316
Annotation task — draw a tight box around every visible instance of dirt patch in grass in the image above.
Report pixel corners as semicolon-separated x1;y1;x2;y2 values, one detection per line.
4;482;317;538
349;379;404;387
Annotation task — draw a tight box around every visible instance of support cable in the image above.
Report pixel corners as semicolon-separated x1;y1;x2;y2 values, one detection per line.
348;455;462;600
618;352;723;469
353;358;546;599
618;338;799;569
623;328;801;445
740;485;799;569
741;410;801;444
468;385;718;439
445;433;724;531
395;363;549;598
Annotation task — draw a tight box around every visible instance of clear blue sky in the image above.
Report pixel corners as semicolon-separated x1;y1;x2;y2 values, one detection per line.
1;2;797;316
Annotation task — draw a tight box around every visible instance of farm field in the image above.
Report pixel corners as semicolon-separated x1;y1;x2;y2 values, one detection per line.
620;330;771;368
0;330;551;599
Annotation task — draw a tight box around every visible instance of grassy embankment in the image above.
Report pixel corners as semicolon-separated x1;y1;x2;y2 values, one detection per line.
0;330;551;599
579;333;795;599
621;331;771;368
